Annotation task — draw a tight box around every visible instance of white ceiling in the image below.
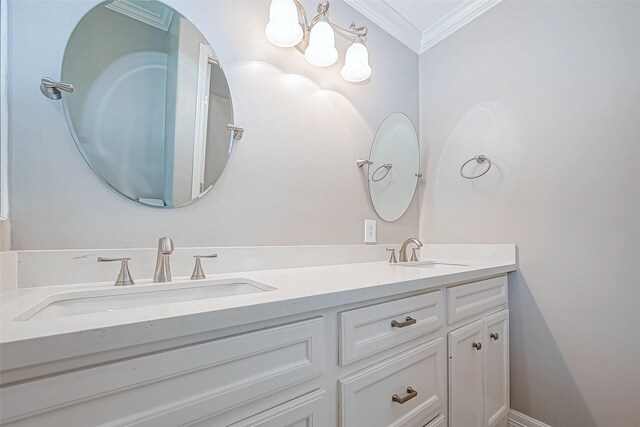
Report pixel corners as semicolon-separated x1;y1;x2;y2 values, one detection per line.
344;0;503;54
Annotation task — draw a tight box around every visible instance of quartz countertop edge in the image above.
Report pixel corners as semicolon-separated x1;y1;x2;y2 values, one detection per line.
0;255;517;374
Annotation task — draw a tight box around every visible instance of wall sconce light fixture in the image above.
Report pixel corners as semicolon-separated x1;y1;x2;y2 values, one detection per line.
265;0;371;83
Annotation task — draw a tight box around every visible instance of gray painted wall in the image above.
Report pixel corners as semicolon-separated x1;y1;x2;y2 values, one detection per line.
8;0;419;249
418;2;640;426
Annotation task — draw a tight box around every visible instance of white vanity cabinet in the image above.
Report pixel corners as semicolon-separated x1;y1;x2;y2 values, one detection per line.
1;273;512;427
448;307;509;427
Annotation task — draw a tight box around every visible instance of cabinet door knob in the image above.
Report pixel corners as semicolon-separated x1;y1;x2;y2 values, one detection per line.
391;316;417;328
490;332;499;340
472;342;482;350
392;387;418;404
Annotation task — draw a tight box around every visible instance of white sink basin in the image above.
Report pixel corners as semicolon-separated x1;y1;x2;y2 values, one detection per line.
394;260;469;268
14;279;276;322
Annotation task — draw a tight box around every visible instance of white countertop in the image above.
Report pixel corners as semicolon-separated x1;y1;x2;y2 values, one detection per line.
0;245;517;375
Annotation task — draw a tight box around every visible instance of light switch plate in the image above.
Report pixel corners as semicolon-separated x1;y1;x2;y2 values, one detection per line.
364;219;376;243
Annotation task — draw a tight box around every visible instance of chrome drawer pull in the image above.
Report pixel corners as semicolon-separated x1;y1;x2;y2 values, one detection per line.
391;316;417;328
392;387;418;404
490;332;499;340
473;342;482;350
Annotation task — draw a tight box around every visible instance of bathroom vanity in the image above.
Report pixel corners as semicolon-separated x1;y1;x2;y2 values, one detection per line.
0;244;516;427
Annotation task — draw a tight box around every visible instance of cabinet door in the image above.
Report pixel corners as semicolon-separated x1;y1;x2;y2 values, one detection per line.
449;319;484;427
484;310;509;427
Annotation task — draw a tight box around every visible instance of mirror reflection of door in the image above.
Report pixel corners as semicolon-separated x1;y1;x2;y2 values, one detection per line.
192;43;216;199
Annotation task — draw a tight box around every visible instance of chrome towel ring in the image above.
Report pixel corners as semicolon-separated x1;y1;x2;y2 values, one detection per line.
371;163;392;182
460;154;492;179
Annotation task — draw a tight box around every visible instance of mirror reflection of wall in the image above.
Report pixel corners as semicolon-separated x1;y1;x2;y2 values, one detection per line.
0;0;7;232
62;0;232;208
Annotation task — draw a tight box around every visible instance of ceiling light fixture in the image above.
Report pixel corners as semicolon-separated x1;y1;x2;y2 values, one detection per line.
265;0;371;82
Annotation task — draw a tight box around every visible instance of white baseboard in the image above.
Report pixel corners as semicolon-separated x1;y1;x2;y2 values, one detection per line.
509;409;551;427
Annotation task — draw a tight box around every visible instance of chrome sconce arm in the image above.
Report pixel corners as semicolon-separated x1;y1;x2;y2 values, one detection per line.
291;0;310;51
293;0;368;53
329;21;368;41
306;1;368;39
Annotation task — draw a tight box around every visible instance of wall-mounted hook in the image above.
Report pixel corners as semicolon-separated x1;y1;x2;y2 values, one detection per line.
40;77;73;100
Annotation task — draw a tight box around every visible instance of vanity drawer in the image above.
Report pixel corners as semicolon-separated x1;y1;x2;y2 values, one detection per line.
339;338;446;427
339;290;444;365
226;389;326;427
0;318;324;426
447;276;507;324
424;414;445;427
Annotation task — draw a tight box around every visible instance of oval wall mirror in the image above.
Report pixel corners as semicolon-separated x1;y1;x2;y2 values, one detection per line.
61;0;234;208
368;113;420;222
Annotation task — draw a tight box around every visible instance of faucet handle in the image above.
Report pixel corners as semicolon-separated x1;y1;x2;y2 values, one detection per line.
98;257;134;286
387;248;398;264
410;248;419;262
190;254;218;280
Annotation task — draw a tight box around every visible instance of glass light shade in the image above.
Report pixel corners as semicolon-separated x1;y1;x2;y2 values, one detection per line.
304;21;338;67
265;0;303;47
341;41;372;82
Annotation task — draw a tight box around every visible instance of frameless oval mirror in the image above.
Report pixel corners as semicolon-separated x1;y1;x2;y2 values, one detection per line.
61;0;234;208
368;113;419;222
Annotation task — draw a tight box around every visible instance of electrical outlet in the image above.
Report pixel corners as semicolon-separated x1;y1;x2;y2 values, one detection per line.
364;219;377;243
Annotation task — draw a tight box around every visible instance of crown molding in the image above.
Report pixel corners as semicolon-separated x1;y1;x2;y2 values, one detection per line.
420;0;503;53
344;0;502;55
106;0;174;31
343;0;422;53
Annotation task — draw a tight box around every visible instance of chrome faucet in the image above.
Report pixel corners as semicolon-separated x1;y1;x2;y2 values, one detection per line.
153;237;174;283
399;238;423;262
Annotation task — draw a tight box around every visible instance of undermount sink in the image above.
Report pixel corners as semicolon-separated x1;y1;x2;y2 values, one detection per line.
14;279;276;322
394;260;469;268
